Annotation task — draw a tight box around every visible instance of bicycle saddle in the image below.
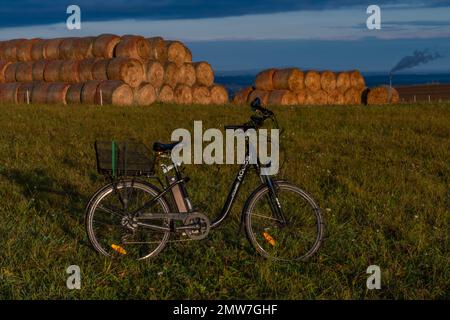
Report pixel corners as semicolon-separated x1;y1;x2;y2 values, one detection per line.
152;141;180;152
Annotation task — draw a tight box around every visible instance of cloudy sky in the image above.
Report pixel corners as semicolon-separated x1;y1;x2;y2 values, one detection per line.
1;0;450;72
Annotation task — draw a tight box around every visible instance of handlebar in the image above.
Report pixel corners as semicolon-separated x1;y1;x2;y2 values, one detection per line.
224;98;276;131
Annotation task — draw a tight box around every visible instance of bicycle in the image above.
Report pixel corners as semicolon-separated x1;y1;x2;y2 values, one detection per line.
85;99;324;261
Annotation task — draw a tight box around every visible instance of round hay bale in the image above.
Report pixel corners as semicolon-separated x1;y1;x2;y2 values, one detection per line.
165;41;188;66
133;82;157;106
158;84;174;103
185;47;193;63
164;62;182;88
0;41;6;60
255;69;276;91
78;58;99;82
17;38;41;61
107;57;144;88
32;60;47;81
3;39;26;62
146;61;165;89
4;63;18;82
349;70;365;90
66;83;85;104
268;90;298;106
31;82;51;104
31;40;46;61
233;86;254;105
96;80;133;105
0;61;12;83
47;82;70;104
81;80;102;104
92;59;110;81
44;38;63;60
210;85;229;105
59;37;79;60
174;84;193;105
336;72;351;93
366;85;399;105
115;36;151;60
0;83;21;103
15;61;34;82
193;62;214;87
147;37;167;61
304;70;321;91
344;87;363;105
72;37;94;60
248;89;270;106
60;60;80;83
180;63;196;86
306;89;328;105
17;82;35;104
192;85;211;105
327;90;345;105
43;60;63;82
320;70;336;93
296;89;307;105
273;68;304;92
92;34;121;58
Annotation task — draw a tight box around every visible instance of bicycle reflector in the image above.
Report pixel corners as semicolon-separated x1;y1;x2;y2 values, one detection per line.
262;232;276;247
111;244;127;255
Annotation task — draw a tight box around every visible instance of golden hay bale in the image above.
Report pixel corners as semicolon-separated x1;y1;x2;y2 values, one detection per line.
81;80;102;104
47;82;70;104
336;72;351;93
44;38;64;60
174;84;193;105
193;62;214;87
327;90;345;105
78;58;99;82
92;34;121;58
366;86;399;105
43;60;63;82
344;87;363;105
59;37;78;60
107;57;144;88
91;59;110;81
15;61;34;82
192;85;211;105
349;70;365;90
2;39;26;61
272;68;304;92
17;38;41;61
210;84;229;105
32;60;47;81
304;70;321;91
320;70;337;93
147;37;167;61
0;83;21;103
31;82;51;104
305;89;328;105
4;63;18;82
17;82;35;104
115;36;151;60
185;47;193;63
72;37;95;60
255;69;276;91
145;61;165;89
296;89;307;105
180;63;196;86
0;41;6;60
163;62;182;88
96;80;133;106
66;83;85;104
165;41;188;66
59;60;80;83
133;82;157;106
31;39;46;60
248;89;270;106
268;90;298;106
0;61;11;83
232;86;254;105
158;84;174;103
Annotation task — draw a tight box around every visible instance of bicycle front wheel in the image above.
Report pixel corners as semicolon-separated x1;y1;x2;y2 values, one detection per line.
244;181;323;262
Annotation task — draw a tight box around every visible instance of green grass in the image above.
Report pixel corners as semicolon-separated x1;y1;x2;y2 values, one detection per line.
0;102;448;299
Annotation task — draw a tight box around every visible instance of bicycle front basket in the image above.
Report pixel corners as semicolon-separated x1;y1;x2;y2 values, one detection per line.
94;141;155;177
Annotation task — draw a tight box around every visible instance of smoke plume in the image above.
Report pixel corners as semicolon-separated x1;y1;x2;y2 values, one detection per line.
390;50;443;74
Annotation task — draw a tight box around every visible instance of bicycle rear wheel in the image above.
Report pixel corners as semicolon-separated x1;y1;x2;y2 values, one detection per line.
85;179;171;260
244;181;323;261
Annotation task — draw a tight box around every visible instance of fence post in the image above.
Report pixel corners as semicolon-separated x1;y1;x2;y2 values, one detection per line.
100;89;103;106
414;95;416;103
26;90;30;105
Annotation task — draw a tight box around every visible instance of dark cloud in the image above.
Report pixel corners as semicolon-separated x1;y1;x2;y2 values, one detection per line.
1;0;449;27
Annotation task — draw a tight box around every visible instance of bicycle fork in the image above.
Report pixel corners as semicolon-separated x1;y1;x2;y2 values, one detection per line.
263;176;287;228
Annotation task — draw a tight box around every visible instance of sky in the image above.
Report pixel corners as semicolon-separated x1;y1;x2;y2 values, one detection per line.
1;0;450;72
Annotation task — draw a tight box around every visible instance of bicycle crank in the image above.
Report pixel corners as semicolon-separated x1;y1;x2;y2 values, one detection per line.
182;213;211;240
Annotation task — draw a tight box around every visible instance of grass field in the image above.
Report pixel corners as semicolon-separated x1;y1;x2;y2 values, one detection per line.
0;102;448;299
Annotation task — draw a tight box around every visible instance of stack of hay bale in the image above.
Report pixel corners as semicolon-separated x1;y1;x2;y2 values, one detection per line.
0;35;228;106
